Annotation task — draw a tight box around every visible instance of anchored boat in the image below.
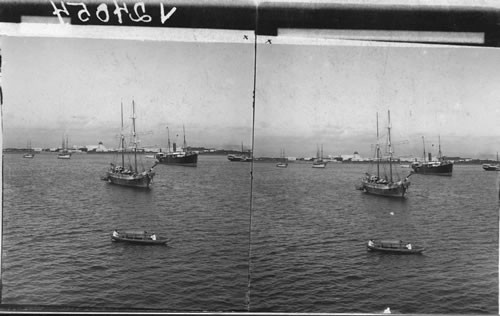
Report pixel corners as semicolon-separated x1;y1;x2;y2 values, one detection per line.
155;125;198;167
103;100;157;188
111;230;167;245
411;136;453;176
276;148;288;168
23;140;35;158
482;152;499;171
57;135;72;159
367;239;424;254
312;144;327;168
227;142;252;162
357;111;412;198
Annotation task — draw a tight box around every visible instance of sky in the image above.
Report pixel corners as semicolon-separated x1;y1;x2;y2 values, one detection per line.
2;25;500;159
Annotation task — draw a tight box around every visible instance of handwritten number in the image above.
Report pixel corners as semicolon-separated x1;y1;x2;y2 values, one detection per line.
49;1;70;24
67;2;91;23
96;3;110;22
129;2;152;23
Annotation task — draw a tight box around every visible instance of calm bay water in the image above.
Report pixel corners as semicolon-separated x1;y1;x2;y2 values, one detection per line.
2;153;498;313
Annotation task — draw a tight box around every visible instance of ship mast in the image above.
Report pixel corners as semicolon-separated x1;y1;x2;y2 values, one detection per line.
438;135;442;160
376;112;380;178
183;124;187;151
387;110;393;182
166;126;171;152
121;101;125;169
422;136;426;163
132;100;137;173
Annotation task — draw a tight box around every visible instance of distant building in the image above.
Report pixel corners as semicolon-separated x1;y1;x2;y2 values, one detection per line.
87;141;109;152
342;151;365;161
399;156;416;162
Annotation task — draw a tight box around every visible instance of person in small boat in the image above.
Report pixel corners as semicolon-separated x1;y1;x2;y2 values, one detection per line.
406;243;412;250
368;239;374;247
112;230;119;238
150;234;157;241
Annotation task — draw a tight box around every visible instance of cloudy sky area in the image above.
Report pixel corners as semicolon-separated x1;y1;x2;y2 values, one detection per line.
2;27;500;159
255;39;500;159
2;31;255;151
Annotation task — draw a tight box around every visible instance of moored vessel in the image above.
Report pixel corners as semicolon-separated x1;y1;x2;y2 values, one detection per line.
357;111;411;198
312;144;327;168
276;148;288;168
23;140;35;158
155;125;198;167
103;100;157;188
111;230;167;245
482;152;499;171
227;143;252;162
411;136;453;176
367;239;424;254
57;136;72;159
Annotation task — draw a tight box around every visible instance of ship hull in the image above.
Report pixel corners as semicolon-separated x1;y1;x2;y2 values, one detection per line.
106;172;154;188
411;162;453;176
360;180;410;198
227;155;252;162
155;152;198;167
312;163;326;168
483;164;499;171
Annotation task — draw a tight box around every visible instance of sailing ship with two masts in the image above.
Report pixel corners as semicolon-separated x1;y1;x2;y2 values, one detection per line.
23;140;35;158
57;136;72;159
103;100;157;188
411;136;453;176
154;125;198;167
276;148;288;168
357;111;412;198
312;145;326;168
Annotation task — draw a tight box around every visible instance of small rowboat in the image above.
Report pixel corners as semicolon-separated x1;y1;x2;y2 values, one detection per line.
111;230;167;245
367;239;424;254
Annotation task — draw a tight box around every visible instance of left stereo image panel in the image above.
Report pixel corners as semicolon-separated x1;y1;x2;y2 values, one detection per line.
1;26;256;311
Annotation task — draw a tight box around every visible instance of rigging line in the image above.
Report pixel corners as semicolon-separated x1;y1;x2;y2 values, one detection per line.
247;5;258;312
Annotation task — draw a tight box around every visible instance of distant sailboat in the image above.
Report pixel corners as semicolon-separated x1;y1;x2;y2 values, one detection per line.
312;145;326;168
357;111;412;198
57;136;72;159
276;148;288;168
483;152;499;171
103;100;157;188
23;140;35;158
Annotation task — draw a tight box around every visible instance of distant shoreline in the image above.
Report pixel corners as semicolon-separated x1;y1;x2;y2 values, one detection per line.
2;151;494;165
